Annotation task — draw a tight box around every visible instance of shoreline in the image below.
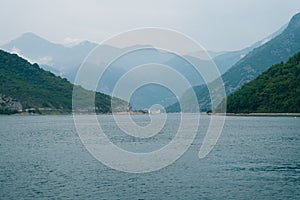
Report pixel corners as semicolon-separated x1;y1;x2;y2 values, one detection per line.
213;113;300;117
1;112;300;117
0;110;148;116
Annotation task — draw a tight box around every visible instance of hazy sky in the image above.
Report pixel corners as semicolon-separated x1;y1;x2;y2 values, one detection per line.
0;0;299;51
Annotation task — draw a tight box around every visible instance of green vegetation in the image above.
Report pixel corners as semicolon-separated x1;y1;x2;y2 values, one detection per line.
0;108;18;115
167;12;300;113
225;52;300;113
0;50;129;114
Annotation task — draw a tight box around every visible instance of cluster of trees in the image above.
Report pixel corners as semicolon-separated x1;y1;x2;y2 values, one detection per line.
226;51;300;113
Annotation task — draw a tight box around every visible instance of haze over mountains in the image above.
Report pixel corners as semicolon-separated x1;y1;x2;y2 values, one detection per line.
0;23;286;80
0;12;298;111
1;32;97;81
210;23;287;74
167;12;300;112
0;34;195;109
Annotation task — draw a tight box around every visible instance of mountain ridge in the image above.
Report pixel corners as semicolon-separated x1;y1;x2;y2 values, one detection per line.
0;20;293;110
211;23;287;74
1;32;98;81
167;12;300;112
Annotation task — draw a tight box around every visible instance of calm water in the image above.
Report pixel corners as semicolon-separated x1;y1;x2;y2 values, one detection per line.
0;114;299;199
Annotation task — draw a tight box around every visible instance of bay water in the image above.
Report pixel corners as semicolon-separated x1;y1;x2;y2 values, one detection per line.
0;114;299;199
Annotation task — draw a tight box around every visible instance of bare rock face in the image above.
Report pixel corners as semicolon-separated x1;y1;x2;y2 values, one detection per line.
0;94;23;113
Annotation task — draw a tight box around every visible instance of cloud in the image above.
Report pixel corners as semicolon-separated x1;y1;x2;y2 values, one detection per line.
11;46;34;63
62;37;85;47
37;56;53;65
11;46;53;65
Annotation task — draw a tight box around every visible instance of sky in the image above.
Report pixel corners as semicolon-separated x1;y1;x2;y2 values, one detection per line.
0;0;299;51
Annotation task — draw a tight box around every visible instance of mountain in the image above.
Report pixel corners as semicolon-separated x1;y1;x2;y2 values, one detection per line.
224;51;300;113
167;12;300;112
0;49;129;114
186;24;287;75
0;34;204;109
0;32;98;82
0;21;289;110
210;23;287;74
2;23;287;83
95;48;205;109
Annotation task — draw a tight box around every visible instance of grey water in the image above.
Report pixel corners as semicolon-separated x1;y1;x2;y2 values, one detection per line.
0;114;299;199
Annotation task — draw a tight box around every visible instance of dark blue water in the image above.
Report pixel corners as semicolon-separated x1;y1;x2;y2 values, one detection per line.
0;115;299;199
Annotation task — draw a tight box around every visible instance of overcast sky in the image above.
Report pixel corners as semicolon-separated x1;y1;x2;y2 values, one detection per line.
0;0;299;51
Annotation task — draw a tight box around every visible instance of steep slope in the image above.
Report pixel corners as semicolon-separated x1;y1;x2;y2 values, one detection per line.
0;50;129;114
212;23;287;74
225;52;300;113
223;12;300;93
167;12;300;112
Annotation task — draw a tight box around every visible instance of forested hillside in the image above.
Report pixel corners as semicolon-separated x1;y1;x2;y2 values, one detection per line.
225;52;300;113
0;50;129;114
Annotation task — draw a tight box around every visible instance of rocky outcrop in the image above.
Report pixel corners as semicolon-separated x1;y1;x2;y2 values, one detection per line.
0;94;22;113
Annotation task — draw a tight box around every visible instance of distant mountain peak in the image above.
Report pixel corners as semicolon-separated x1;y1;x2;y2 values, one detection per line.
20;32;39;37
18;32;47;42
2;32;56;52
